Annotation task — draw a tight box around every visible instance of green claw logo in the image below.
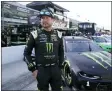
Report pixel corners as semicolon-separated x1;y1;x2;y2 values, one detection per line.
82;52;111;70
46;43;53;53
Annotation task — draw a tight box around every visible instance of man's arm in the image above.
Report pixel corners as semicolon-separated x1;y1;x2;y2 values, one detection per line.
58;38;64;68
24;33;36;72
57;31;64;68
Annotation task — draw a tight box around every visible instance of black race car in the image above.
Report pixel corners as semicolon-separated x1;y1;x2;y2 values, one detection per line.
62;36;111;91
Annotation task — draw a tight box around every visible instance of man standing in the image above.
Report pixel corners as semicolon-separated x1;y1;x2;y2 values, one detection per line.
24;8;64;91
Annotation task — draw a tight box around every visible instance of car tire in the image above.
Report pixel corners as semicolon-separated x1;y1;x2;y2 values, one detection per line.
64;66;73;88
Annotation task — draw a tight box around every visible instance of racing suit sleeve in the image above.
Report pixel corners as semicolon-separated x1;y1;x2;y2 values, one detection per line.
24;33;36;72
58;36;64;69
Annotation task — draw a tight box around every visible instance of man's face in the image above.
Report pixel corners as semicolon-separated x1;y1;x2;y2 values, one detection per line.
40;16;54;28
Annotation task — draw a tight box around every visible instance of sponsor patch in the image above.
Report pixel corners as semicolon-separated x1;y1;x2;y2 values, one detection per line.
39;34;47;38
51;34;57;41
46;43;53;53
44;55;55;59
39;34;47;42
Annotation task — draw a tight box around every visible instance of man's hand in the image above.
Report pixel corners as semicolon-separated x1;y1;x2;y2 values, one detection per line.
32;70;38;79
27;62;36;72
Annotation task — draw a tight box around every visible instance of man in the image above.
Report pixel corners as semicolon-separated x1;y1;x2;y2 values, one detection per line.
24;8;64;91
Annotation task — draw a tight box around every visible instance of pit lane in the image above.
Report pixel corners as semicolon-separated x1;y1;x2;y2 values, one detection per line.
2;60;77;91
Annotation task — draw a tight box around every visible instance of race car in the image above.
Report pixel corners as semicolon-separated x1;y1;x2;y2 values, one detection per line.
62;36;111;91
91;36;111;53
101;35;111;42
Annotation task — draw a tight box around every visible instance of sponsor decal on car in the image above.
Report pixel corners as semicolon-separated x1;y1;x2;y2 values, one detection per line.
81;52;111;70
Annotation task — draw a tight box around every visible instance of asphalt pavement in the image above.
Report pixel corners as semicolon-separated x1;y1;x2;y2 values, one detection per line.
2;60;77;91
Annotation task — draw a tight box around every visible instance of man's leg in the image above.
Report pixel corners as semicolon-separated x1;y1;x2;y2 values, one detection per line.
37;67;50;91
50;66;63;91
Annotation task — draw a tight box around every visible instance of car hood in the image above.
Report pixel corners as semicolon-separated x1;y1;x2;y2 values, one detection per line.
65;51;111;77
98;43;111;47
98;43;111;52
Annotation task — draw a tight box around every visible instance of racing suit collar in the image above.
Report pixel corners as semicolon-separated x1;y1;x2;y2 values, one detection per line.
42;28;54;34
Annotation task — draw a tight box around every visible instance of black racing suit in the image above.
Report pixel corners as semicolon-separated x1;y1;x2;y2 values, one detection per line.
24;28;64;91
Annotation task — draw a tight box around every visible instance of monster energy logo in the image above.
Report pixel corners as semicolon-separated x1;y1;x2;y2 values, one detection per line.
46;43;53;53
81;52;111;70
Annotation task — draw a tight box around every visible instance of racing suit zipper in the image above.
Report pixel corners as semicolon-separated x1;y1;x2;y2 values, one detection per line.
47;34;51;42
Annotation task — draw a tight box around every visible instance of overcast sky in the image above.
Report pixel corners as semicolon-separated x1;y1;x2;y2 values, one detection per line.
18;1;111;30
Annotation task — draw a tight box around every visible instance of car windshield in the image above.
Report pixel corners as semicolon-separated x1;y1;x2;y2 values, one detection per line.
93;37;106;43
66;40;103;52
